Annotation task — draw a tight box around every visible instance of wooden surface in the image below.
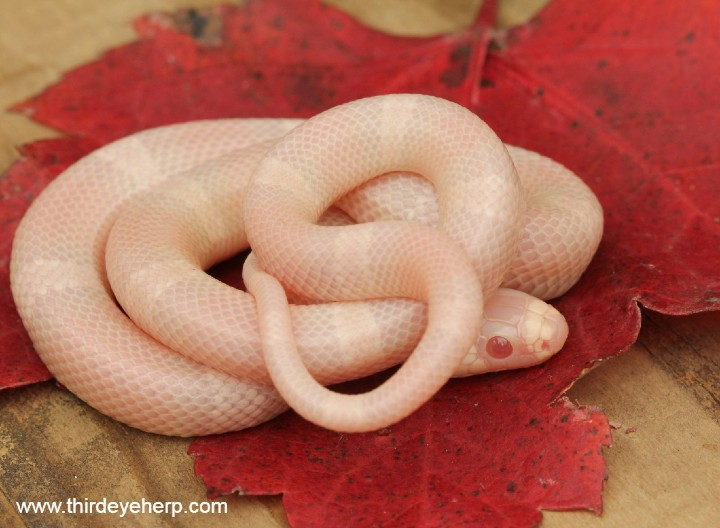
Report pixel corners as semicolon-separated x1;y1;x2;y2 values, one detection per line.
1;1;718;526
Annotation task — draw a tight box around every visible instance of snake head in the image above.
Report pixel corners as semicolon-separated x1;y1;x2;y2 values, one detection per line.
453;288;569;376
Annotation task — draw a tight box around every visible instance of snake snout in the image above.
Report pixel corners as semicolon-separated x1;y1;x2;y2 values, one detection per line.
534;303;569;357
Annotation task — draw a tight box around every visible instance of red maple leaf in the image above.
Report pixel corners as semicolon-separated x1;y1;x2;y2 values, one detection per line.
1;0;718;526
191;373;611;526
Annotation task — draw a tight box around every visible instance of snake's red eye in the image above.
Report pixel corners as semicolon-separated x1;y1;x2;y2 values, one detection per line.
486;336;513;359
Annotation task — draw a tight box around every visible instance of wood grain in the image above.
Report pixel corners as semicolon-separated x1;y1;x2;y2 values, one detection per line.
1;1;718;526
544;310;720;528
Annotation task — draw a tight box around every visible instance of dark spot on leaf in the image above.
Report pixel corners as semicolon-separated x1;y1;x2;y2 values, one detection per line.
440;43;472;88
289;69;338;113
169;8;223;46
597;58;608;69
506;481;517;492
684;31;695;42
480;78;495;88
186;9;208;38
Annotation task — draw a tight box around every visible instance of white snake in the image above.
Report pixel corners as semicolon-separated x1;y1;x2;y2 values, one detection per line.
10;94;603;436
